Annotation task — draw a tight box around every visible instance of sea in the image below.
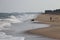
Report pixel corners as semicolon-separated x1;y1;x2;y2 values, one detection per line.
0;12;58;40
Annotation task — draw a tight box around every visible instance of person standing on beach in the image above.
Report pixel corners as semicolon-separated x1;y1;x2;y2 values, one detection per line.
50;17;52;22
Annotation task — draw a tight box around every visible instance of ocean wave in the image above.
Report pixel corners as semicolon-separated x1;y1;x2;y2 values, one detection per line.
3;15;21;23
0;32;24;40
0;22;11;30
0;13;38;30
17;14;37;22
0;15;21;30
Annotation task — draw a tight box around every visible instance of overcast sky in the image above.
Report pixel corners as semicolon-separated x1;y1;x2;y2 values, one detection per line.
0;0;60;13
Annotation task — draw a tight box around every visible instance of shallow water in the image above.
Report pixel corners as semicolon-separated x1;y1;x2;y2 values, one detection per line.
0;13;58;40
0;20;58;40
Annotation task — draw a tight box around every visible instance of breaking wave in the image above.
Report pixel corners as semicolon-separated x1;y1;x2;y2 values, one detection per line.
0;13;38;30
0;13;38;40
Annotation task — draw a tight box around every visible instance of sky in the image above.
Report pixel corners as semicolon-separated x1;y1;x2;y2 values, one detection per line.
0;0;60;13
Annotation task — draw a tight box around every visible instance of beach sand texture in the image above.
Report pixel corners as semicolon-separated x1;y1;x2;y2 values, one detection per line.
28;14;60;39
35;14;60;25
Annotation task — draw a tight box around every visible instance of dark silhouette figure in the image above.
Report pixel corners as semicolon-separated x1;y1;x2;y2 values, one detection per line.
31;19;34;21
50;17;52;22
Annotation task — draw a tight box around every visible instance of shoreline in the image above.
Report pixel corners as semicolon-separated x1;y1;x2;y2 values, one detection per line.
27;14;60;39
27;24;60;39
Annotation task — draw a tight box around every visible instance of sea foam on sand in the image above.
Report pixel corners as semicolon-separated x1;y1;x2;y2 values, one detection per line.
0;32;24;40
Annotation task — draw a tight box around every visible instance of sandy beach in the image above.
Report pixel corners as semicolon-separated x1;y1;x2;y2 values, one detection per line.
34;14;60;25
27;14;60;39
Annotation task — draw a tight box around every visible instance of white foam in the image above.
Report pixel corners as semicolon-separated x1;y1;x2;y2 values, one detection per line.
17;14;37;22
0;22;11;30
4;15;21;23
0;15;21;30
0;32;24;40
0;14;37;30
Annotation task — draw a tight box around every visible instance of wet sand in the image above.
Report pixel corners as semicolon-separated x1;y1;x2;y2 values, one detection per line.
27;25;60;39
27;14;60;39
